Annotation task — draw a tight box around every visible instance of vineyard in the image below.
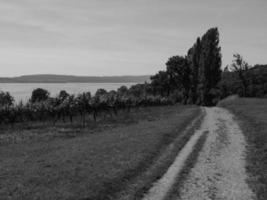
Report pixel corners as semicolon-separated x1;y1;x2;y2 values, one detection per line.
0;85;174;126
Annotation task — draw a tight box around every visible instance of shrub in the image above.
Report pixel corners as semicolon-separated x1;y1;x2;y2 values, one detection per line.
0;91;14;107
30;88;50;103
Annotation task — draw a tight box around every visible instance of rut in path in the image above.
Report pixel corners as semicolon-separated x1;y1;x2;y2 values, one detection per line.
143;107;255;200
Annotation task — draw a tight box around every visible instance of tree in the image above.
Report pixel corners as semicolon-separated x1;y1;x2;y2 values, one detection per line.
187;37;201;104
117;86;128;97
150;70;170;97
76;92;91;126
0;91;14;107
129;84;145;98
197;27;222;106
58;90;69;101
166;55;191;104
95;88;108;97
30;88;50;103
230;54;250;97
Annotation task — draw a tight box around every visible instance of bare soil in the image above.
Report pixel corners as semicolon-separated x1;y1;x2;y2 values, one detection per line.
142;107;255;200
178;107;255;200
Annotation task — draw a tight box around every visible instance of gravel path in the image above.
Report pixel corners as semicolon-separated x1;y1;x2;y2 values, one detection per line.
178;107;255;200
142;107;255;200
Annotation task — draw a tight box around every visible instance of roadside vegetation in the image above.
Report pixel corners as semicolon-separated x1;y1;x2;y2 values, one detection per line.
0;87;173;127
0;105;200;200
219;97;267;200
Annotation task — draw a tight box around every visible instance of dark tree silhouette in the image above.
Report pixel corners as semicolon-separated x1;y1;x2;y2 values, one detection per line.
0;91;14;107
187;37;201;104
58;90;69;101
230;54;250;97
197;27;222;106
117;86;128;97
166;56;191;104
95;88;108;97
150;71;171;97
30;88;50;103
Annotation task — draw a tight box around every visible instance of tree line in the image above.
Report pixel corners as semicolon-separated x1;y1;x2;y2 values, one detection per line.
221;59;267;98
0;85;173;126
0;27;266;126
151;27;222;106
149;27;267;104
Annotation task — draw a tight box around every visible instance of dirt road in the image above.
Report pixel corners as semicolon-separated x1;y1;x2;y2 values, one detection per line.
143;107;255;200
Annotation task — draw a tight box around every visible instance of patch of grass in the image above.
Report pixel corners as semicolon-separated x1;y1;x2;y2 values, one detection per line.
219;97;267;200
0;105;200;200
0;106;184;145
113;107;204;200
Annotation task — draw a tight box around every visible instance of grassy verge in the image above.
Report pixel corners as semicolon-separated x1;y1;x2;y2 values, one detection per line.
219;97;267;200
0;105;200;200
114;107;204;200
0;107;174;145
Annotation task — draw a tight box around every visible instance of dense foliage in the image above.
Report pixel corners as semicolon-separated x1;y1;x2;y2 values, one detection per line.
30;88;50;103
0;86;174;125
151;27;222;106
0;91;14;107
150;28;267;104
220;60;267;98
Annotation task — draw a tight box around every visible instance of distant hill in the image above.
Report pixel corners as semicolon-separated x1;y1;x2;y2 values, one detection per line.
0;74;151;83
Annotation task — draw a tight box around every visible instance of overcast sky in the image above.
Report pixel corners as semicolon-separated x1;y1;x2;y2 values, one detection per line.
0;0;266;77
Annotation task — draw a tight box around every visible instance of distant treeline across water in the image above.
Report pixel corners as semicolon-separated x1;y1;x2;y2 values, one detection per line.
0;82;136;102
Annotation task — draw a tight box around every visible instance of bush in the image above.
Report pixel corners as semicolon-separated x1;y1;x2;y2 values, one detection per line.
0;87;175;125
0;91;14;107
30;88;50;103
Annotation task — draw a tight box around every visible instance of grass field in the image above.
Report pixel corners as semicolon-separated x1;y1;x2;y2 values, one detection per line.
219;97;267;200
0;105;201;200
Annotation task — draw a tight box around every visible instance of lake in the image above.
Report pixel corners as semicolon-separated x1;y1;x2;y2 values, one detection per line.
0;83;136;103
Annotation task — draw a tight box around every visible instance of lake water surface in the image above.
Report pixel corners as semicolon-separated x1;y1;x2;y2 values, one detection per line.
0;83;136;102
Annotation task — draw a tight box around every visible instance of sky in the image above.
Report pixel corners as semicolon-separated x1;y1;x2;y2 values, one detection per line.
0;0;266;77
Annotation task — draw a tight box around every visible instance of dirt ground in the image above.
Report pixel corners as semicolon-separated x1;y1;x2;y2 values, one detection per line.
142;107;255;200
178;107;255;200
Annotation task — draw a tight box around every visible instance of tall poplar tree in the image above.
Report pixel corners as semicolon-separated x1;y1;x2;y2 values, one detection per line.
187;37;202;104
197;27;222;106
